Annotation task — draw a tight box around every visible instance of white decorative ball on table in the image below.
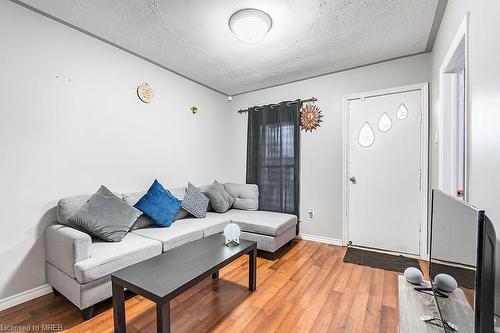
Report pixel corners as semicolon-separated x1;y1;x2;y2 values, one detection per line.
224;223;241;246
404;267;424;285
434;273;458;292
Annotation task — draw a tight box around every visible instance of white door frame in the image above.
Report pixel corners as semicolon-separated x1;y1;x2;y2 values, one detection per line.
438;13;470;201
342;83;429;259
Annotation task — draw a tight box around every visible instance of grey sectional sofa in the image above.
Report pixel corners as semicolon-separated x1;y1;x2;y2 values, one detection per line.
44;183;297;319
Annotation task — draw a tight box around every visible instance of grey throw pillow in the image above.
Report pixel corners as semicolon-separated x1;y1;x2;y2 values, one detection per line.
69;185;142;242
181;182;209;218
203;180;235;213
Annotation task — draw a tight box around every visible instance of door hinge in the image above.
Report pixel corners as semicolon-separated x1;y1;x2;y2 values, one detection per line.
419;113;423;123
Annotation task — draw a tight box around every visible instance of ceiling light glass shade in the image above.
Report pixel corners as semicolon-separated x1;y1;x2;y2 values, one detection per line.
229;8;272;43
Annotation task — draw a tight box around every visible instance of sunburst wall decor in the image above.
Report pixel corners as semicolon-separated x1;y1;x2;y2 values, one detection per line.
300;103;323;132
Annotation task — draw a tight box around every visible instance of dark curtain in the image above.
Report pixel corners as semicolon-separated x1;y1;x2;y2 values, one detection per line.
246;100;300;225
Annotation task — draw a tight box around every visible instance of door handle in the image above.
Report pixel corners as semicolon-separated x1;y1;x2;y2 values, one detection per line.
349;177;357;184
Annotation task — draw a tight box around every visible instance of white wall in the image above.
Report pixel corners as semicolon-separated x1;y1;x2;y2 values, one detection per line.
429;0;500;313
431;0;500;233
0;1;237;301
229;54;431;241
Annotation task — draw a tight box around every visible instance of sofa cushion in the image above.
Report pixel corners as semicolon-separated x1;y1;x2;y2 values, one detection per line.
199;184;214;212
203;180;235;213
134;180;182;227
68;186;142;242
57;194;92;228
132;219;204;252
224;183;259;211
124;187;189;231
227;210;297;236
181;182;209;218
57;191;121;228
201;212;231;237
73;233;162;283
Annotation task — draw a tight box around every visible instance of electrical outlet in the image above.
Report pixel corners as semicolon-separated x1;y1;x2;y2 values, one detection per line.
308;209;314;218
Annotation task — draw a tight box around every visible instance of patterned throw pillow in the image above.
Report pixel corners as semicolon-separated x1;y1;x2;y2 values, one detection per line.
181;182;209;218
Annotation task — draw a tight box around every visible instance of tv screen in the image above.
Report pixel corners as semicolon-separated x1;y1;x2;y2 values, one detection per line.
429;189;496;332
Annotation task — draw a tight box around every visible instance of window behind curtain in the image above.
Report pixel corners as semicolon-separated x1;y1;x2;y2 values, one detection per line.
246;101;300;229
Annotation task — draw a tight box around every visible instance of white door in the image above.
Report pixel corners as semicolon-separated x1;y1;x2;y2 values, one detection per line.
346;88;424;255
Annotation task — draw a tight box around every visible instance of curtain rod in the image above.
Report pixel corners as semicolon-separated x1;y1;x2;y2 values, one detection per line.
237;97;317;114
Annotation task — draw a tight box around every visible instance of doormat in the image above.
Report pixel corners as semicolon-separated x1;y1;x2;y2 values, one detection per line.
343;247;420;273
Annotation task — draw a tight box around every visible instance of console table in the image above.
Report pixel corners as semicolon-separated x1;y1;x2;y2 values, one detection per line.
398;275;473;332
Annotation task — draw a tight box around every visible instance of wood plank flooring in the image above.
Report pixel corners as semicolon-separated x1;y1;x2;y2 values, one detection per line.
0;240;400;332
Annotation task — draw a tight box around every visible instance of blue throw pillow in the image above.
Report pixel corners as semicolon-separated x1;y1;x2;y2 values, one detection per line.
134;180;181;227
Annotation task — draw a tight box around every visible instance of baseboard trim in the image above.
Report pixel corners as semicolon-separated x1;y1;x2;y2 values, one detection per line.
296;233;343;246
0;284;53;311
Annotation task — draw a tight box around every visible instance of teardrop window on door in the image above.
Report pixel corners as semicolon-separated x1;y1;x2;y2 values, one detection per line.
358;122;375;147
397;103;409;120
378;112;392;132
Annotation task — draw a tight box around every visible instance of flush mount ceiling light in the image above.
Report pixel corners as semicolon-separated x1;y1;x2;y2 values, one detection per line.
229;8;272;43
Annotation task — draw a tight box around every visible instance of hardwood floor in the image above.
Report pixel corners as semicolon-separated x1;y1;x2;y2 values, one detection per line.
0;240;400;332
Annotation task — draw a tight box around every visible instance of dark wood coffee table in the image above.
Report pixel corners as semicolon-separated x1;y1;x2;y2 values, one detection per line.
111;234;257;333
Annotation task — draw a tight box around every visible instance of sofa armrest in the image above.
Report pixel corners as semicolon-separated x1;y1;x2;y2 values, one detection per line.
45;224;91;278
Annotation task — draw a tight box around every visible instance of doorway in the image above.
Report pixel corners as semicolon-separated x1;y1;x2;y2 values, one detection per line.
438;14;469;201
343;83;429;256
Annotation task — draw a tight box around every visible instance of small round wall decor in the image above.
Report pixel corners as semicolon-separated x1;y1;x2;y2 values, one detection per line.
137;82;153;103
300;103;323;132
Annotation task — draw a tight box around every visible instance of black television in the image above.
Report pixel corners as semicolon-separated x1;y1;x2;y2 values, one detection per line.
429;189;496;332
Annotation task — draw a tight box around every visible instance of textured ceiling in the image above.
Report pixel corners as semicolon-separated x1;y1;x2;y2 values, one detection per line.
16;0;441;95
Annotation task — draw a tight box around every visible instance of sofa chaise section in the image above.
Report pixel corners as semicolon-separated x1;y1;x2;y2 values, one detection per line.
227;210;298;254
227;210;297;237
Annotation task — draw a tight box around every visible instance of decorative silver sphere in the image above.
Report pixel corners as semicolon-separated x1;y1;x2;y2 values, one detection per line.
434;273;458;292
404;267;424;285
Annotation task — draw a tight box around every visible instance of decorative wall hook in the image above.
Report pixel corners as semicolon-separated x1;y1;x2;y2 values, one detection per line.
190;106;199;115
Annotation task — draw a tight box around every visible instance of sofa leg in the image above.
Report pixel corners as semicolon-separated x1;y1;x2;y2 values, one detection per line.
257;250;275;260
81;306;95;320
287;240;293;246
52;288;60;296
